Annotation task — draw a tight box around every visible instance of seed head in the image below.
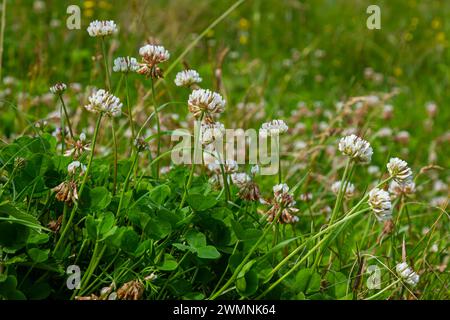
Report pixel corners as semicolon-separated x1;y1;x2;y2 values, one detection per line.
52;181;79;204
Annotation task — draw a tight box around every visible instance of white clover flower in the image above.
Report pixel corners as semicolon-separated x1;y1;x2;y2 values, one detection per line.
188;89;225;119
85;89;123;117
174;69;202;87
251;165;260;175
368;188;392;221
231;172;251;188
273;183;289;195
259;120;289;137
207;159;238;174
389;180;416;198
79;132;86;142
200;122;225;145
67;161;86;176
331;181;355;198
430;196;448;209
426;101;437;117
387;157;412;182
138;44;170;66
50;83;67;95
87;20;118;37
112;57;139;73
368;165;380;175
338;134;373;164
376;127;393;138
395;262;420;287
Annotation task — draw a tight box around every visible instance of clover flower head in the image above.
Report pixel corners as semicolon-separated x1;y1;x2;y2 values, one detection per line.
134;136;149;152
139;44;170;66
396;262;420;287
331;180;355;198
113;56;139;73
387;157;412;182
85;89;122;117
251;165;260;175
368;188;392;221
65;134;91;159
188;89;225;120
87;20;118;37
265;183;299;224
235;176;261;202
260;120;289;137
338;134;373;163
175;69;202;87
231;172;251;188
68;161;86;176
50;82;67;95
207;159;238;175
53;181;79;204
200;122;225;145
273;183;289;196
389;180;416;198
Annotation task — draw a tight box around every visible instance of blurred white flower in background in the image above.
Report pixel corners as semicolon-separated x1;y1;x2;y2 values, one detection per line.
87;20;118;37
175;69;202;87
113;57;139;73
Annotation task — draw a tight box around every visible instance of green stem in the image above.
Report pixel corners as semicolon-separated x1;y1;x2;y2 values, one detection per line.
100;37;111;91
125;75;135;145
116;150;139;219
59;94;74;139
209;207;284;300
111;119;118;195
150;77;161;179
256;207;371;299
54;114;103;255
179;114;204;209
0;0;6;81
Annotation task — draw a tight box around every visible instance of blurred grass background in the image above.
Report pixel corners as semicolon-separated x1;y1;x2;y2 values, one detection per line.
1;0;449;166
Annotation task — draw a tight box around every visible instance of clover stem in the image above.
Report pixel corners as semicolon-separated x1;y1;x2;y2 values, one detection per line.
100;36;111;91
54;114;103;255
179;113;204;209
111;119;118;195
125;74;135;147
150;76;161;179
58;94;74;139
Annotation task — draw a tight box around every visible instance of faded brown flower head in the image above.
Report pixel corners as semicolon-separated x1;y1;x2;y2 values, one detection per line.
117;280;144;300
47;215;63;233
52;181;79;204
